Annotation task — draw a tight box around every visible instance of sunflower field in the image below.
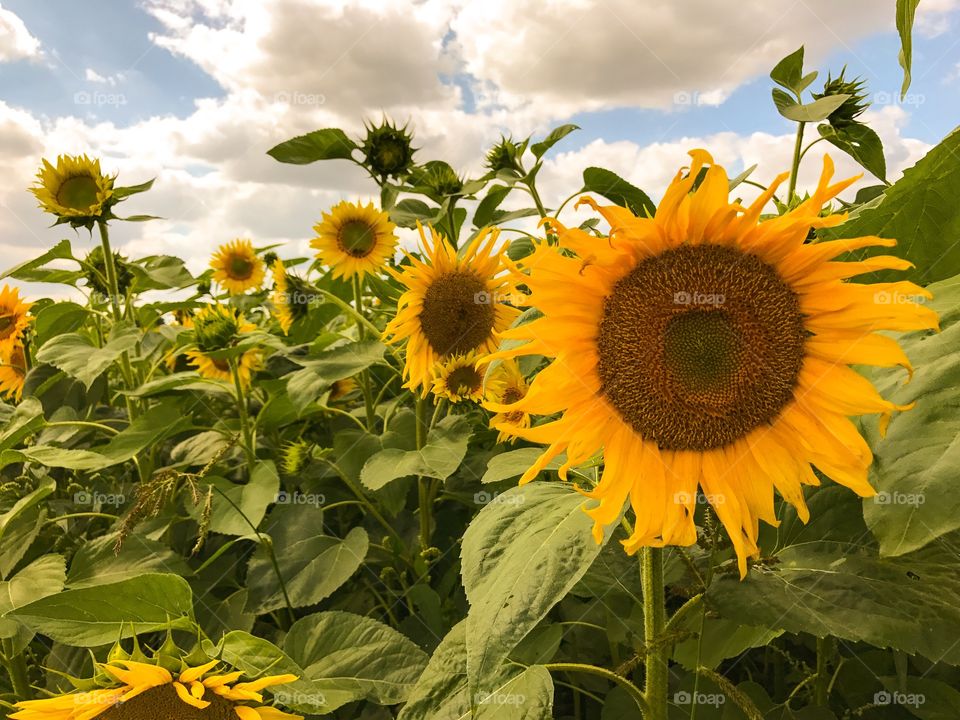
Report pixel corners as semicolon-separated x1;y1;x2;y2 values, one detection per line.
2;7;960;720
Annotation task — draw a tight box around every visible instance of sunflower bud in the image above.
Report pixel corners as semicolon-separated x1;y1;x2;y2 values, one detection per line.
813;70;869;128
484;135;525;174
262;251;279;268
410;160;463;198
361;118;416;180
196;279;211;296
193;304;241;352
83;245;133;300
280;439;311;475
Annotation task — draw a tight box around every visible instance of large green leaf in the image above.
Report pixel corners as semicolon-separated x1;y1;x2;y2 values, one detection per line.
35;322;140;388
361;415;472;490
286;340;384;413
531;123;579;159
0;554;65;655
1;239;76;281
861;274;960;555
481;448;564;484
245;504;368;614
203;460;280;536
0;477;55;577
0;397;44;453
581;167;655;217
284;611;428;706
769;46;817;96
267;128;358;164
818;122;886;182
9;573;194;646
461;482;607;694
896;0;921;97
399;622;555;720
773;92;849;123
707;487;960;665
66;534;190;589
820;127;960;285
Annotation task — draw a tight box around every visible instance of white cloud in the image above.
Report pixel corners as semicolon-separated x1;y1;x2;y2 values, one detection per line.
0;3;40;61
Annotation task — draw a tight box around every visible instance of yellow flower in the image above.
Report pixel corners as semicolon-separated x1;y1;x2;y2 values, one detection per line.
329;377;357;401
270;259;311;334
383;224;519;395
11;659;302;720
187;305;261;387
0;342;27;402
431;352;486;403
483;359;530;442
310;201;397;280
487;150;939;578
0;285;32;357
211;239;266;295
29;154;114;220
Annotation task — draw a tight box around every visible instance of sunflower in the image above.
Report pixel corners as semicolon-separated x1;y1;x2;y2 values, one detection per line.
11;659;301;720
29;154;115;221
329;377;357;402
0;285;32;357
432;352;487;403
211;239;266;295
186;305;261;387
483;359;530;442
0;342;27;402
187;346;260;388
383;224;519;395
310;201;397;280
270;259;312;334
486;149;938;577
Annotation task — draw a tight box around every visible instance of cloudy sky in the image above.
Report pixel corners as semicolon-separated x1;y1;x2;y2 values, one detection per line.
1;0;958;288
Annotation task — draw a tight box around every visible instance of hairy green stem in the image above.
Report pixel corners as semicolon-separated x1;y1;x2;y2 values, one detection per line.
352;274;377;429
545;663;649;715
815;636;833;705
415;395;432;551
642;547;668;720
229;357;255;470
787;121;807;202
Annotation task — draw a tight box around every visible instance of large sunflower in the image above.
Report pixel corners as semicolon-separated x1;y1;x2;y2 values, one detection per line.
0;285;32;357
487;150;938;577
483;359;530;442
11;659;300;720
29;154;115;221
211;239;266;295
0;342;27;402
383;225;519;394
310;201;397;280
431;351;486;403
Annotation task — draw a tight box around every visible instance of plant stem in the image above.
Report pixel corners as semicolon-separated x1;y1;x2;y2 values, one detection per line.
229;357;255;471
787;121;807;202
2;639;31;700
415;394;432;551
815;636;832;705
545;663;649;716
641;546;668;720
352;275;377;430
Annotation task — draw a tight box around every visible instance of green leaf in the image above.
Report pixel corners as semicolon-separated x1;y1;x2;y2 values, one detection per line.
860;274;960;555
461;482;608;692
399;622;555;720
769;46;805;94
707;487;960;665
0;554;65;655
34;302;88;344
9;573;194;646
774;93;850;123
130;255;195;291
474;185;512;229
36;322;140;389
0;397;44;453
481;448;564;484
531;123;579;158
672;612;781;671
245;504;368;614
286;340;384;413
284;611;428;706
111;178;155;199
818;122;887;182
267;128;358;164
581;167;656;217
820;126;960;284
361;415;472;490
0;477;55;577
897;0;921;98
66;534;190;589
1;239;75;281
389;199;439;229
203;460;280;537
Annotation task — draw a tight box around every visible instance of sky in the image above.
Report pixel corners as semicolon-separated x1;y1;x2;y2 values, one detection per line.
1;0;958;290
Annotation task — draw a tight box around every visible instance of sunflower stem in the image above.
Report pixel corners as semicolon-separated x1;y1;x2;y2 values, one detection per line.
787;121;807;203
2;638;31;701
352;274;377;430
545;663;649;715
229;357;255;471
814;636;833;705
415;394;433;551
641;546;668;720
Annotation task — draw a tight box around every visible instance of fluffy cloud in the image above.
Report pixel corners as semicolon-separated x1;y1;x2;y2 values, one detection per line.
0;2;40;61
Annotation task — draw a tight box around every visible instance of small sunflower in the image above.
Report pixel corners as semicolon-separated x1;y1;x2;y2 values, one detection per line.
329;377;357;402
187;305;261;387
0;285;32;357
270;259;312;334
310;201;397;280
211;239;266;295
432;352;486;403
29;154;115;222
383;224;519;395
0;342;27;402
483;359;530;442
11;659;301;720
487;150;938;577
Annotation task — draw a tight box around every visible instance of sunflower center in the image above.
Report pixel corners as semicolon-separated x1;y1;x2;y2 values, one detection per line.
338;220;377;257
100;684;237;720
228;254;255;280
211;358;231;372
56;174;100;212
596;244;805;451
420;271;496;357
0;313;14;339
501;387;524;405
446;365;482;395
